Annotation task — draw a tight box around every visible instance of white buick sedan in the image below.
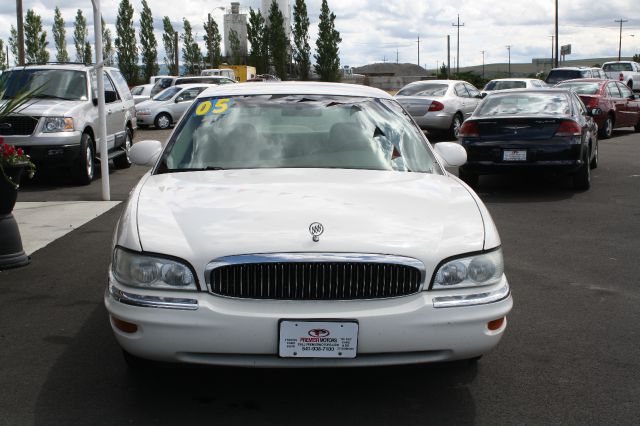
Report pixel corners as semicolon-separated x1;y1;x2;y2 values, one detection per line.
105;82;513;368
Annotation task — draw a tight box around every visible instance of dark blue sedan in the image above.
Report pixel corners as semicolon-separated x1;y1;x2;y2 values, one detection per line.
457;89;599;190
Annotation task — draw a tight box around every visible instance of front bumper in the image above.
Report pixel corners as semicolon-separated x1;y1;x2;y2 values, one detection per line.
4;132;84;169
105;276;512;367
135;113;155;126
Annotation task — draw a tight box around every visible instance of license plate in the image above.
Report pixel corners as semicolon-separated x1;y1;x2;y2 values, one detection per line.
503;149;527;161
279;320;359;358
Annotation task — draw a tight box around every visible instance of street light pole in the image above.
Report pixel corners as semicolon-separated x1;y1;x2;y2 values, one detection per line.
16;0;25;65
506;45;511;77
481;50;485;80
554;0;559;68
91;0;109;201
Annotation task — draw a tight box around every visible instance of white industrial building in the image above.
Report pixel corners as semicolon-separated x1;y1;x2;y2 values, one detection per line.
261;0;291;42
224;2;248;59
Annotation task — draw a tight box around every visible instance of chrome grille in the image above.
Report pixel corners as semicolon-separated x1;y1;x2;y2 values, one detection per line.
0;116;39;136
207;254;424;300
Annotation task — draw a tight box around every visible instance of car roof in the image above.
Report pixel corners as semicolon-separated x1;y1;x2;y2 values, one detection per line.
488;78;541;82
549;67;593;71
555;78;610;83
484;88;572;95
174;83;219;89
7;63;118;72
177;75;231;80
198;82;392;99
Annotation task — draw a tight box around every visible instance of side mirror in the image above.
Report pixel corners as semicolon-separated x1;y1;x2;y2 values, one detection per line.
175;96;184;103
434;142;467;167
590;108;602;116
477;93;486;99
129;140;163;167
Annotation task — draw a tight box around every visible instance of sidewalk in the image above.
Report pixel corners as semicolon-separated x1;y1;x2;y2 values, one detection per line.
13;201;121;255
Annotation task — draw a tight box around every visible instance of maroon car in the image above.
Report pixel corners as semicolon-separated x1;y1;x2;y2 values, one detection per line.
555;78;640;138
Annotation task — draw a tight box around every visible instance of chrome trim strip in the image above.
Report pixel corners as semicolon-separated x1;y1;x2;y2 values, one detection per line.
204;253;427;291
109;285;199;310
432;281;510;308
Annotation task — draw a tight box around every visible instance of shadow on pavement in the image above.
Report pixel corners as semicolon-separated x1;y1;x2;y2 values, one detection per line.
34;305;477;426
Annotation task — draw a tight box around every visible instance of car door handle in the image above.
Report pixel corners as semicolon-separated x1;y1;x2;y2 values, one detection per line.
107;109;113;115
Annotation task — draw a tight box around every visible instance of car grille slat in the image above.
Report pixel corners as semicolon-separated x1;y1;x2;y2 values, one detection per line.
0;116;39;136
209;261;422;300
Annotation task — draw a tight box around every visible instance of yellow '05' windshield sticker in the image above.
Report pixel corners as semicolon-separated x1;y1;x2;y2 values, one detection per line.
195;98;233;116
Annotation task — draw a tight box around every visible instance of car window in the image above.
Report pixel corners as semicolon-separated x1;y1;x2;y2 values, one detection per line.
219;78;236;85
178;88;202;101
606;82;622;98
158;95;439;174
476;92;570;116
464;83;480;97
572;93;586;115
109;69;133;101
1;68;88;101
617;83;633;98
103;74;120;103
603;63;633;72
556;81;600;95
131;86;144;95
454;84;469;97
396;83;448;97
546;70;582;84
153;86;182;101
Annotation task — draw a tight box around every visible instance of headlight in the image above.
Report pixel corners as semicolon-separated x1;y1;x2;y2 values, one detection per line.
112;247;197;290
136;109;151;116
43;117;74;132
432;248;504;290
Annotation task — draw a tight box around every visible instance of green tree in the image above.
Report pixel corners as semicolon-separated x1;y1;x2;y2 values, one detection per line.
102;17;115;66
24;9;49;64
84;41;92;64
203;14;222;68
247;8;268;74
292;0;311;80
181;18;201;75
139;0;159;82
267;0;287;80
0;39;7;70
115;0;138;84
162;17;178;75
633;53;640;62
229;29;242;65
73;9;88;63
9;26;19;65
314;0;341;82
52;7;69;62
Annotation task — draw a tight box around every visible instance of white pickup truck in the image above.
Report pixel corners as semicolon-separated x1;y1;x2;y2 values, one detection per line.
602;61;640;91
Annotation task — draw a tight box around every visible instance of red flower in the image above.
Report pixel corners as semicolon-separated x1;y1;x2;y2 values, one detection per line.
17;148;24;156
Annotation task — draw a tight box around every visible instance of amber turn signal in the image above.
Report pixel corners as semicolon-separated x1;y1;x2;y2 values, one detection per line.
487;317;505;331
112;316;138;333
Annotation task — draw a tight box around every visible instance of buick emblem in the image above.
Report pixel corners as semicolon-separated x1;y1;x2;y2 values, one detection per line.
309;222;324;242
308;329;330;338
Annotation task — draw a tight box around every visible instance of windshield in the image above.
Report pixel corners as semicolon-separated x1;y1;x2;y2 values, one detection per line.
476;92;570;116
546;70;587;85
131;86;145;95
396;83;449;97
484;80;527;91
555;81;600;95
603;63;633;72
153;86;181;101
0;69;87;100
157;95;439;174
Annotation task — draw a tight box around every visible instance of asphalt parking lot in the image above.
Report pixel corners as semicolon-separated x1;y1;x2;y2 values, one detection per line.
1;126;639;425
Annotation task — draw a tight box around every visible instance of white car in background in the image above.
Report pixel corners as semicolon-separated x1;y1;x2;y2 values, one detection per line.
130;83;154;104
106;82;512;368
135;84;216;129
481;78;547;97
394;80;483;138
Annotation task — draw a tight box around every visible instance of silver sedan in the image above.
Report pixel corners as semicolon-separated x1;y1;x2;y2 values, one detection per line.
135;84;216;129
395;80;482;138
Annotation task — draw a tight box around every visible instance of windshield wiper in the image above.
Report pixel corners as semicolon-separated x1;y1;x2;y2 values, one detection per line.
34;94;74;100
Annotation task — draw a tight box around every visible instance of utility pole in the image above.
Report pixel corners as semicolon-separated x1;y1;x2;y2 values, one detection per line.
417;35;420;67
452;14;464;75
396;48;399;64
447;35;451;79
174;32;180;75
554;0;559;68
506;45;511;77
615;18;628;61
16;0;25;65
548;35;554;69
480;50;485;80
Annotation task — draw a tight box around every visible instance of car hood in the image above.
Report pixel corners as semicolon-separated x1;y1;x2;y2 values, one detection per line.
131;169;485;277
2;99;86;116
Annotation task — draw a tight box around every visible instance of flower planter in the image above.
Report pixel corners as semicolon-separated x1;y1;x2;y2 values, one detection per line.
0;164;29;269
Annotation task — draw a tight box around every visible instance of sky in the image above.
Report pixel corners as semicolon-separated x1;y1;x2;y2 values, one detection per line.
0;0;639;71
